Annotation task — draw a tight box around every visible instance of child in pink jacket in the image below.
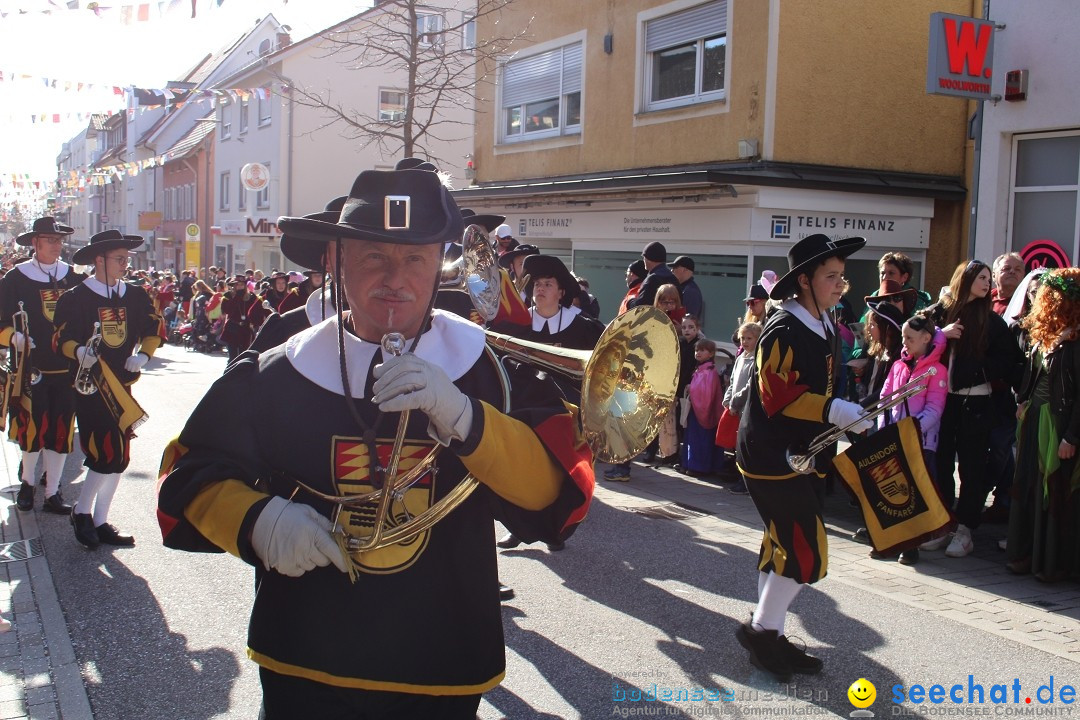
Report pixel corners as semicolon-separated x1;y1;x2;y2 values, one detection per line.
879;314;949;478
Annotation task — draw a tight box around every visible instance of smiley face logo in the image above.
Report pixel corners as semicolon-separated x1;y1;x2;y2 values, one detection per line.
848;678;876;709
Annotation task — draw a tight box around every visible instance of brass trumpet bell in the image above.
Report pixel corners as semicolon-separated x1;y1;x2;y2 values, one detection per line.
439;224;501;321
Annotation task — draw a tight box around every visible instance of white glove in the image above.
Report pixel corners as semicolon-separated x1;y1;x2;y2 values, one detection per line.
251;496;348;577
75;345;99;368
372;353;473;445
828;398;874;433
11;332;35;351
124;353;149;373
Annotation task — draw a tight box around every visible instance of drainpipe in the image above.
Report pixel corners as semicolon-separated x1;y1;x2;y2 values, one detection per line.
966;0;991;260
282;74;295;216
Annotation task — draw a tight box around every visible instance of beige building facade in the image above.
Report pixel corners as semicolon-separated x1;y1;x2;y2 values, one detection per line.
459;0;977;326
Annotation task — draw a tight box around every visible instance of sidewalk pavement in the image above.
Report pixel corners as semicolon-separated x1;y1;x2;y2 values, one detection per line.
0;437;93;720
596;458;1080;663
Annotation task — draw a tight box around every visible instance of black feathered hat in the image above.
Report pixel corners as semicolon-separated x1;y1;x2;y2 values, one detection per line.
17;216;74;246
71;229;142;265
498;243;540;270
769;234;866;300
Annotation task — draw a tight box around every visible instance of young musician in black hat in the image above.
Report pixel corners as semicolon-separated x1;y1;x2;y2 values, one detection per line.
218;275;268;362
157;166;594;718
735;233;872;681
1;217;85;513
53;230;163;548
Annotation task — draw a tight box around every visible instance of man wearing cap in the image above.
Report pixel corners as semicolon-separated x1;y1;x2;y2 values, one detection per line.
53;230;163;548
157;166;593;717
493;224;519;256
628;241;678;309
1;217;86;514
618;259;647;316
669;255;703;322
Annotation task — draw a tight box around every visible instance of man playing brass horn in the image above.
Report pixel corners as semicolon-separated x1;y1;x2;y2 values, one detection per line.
157;167;594;718
1;217;86;514
54;230;163;549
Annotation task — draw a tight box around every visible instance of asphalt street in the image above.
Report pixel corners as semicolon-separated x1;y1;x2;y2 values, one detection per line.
23;342;1080;720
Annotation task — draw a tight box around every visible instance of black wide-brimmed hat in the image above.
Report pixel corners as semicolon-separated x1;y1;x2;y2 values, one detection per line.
277;169;462;247
71;229;142;265
745;283;769;302
498;243;539;270
460;208;506;234
16;216;74;246
770;234;866;300
279;196;347;271
522;254;578;308
866;297;907;332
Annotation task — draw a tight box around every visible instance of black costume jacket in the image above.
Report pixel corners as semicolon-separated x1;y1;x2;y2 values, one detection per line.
737;302;842;480
248;286;333;354
53;279;162;386
1017;338;1080;446
158;310;594;694
0;261;85;374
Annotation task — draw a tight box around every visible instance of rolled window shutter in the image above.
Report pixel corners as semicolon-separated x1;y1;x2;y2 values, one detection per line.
645;0;726;53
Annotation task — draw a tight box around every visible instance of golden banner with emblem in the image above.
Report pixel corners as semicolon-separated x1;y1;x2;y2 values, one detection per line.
94;360;149;433
832;417;952;554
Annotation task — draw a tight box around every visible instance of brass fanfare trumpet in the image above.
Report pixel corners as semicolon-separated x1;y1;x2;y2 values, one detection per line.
785;367;938;475
11;301;41;386
73;322;102;396
307;223;681;555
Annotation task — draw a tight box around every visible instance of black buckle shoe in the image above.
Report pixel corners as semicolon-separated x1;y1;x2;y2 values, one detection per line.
95;523;135;547
735;623;793;681
496;533;522;549
71;511;100;549
777;635;824;675
499;583;516;602
15;483;34;511
42;492;73;515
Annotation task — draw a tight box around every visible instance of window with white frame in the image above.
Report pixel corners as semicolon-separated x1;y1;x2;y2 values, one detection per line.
379;90;406;122
643;0;727;112
257;162;271;209
417;13;444;50
220;100;232;140
1009;131;1080;264
238;175;247;211
239;99;250;134
501;41;582;143
219;172;230;210
462;12;476;51
258;87;272;126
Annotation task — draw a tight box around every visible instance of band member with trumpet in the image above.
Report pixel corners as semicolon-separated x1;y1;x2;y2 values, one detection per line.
53;230;163;549
734;234;873;681
157;166;594;718
1;217;86;513
219;275;269;362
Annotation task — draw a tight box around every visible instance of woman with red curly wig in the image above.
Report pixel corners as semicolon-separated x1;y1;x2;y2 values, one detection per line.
1007;267;1080;582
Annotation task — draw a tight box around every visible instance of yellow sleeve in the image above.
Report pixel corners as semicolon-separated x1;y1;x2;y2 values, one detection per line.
139;334;163;358
183;479;268;557
459;401;562;510
0;326;13;346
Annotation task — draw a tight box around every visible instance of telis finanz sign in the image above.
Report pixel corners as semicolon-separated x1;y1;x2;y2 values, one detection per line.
927;12;996;101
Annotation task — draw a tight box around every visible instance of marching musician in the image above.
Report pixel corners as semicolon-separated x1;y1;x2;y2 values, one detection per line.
219;275;268;363
263;271;302;315
53;230;163;549
295;269;324;304
734;234;873;681
157;167;593;718
0;217;85;514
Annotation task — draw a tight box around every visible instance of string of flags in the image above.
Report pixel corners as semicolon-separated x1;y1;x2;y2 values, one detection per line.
0;0;229;23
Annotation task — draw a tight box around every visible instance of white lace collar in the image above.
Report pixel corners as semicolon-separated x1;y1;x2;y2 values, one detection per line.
285;309;485;398
16;259;72;283
781;299;834;340
531;304;580;334
84;275;127;299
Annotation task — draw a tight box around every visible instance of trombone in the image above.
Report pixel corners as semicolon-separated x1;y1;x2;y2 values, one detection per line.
73;323;102;396
785;367;937;475
310;223;680;554
11;301;41;386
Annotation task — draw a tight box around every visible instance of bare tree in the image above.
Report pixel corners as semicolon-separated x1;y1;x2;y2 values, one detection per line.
282;0;530;164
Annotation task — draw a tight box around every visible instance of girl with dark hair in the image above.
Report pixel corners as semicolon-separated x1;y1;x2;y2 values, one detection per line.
920;260;1023;558
1007;268;1080;582
862;300;907;406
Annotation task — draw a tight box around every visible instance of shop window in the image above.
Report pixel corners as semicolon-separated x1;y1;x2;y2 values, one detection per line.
1010;132;1080;264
